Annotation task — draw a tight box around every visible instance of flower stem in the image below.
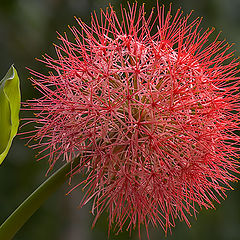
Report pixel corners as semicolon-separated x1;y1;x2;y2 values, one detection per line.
0;157;79;240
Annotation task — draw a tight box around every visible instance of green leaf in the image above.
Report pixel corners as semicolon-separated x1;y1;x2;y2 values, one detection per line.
0;65;21;164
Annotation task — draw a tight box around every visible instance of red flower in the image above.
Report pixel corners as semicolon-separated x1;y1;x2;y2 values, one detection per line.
25;2;240;237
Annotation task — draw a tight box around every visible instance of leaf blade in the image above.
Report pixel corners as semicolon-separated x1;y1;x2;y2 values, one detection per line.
0;65;21;164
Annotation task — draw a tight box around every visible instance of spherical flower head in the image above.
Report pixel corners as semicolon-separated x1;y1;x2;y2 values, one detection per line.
25;2;240;238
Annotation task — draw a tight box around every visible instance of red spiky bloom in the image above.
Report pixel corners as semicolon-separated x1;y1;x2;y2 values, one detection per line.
24;2;240;237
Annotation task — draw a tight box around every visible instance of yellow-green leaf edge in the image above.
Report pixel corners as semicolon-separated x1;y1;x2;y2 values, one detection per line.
0;65;21;164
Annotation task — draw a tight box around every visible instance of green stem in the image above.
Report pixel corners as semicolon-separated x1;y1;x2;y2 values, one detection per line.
0;157;79;240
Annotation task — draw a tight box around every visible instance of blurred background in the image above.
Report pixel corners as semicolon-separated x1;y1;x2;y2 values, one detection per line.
0;0;240;239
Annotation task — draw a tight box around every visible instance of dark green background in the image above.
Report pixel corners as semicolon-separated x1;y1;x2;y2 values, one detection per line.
0;0;240;239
